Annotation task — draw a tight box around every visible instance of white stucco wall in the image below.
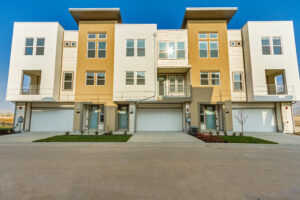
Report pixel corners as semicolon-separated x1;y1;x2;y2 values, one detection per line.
228;30;247;102
157;30;189;68
6;22;64;102
242;21;300;102
113;24;157;101
60;31;78;102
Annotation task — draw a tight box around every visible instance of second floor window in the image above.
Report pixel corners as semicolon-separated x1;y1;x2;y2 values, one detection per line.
233;72;243;91
261;36;282;55
126;39;134;56
200;72;220;86
158;41;185;59
262;37;271;55
199;41;208;58
36;38;45;55
97;72;105;85
137;72;145;85
273;37;282;55
25;38;34;55
98;42;106;58
63;72;73;90
211;72;220;85
200;72;209;85
137;39;145;56
87;42;96;58
177;42;185;58
126;71;134;85
86;72;95;85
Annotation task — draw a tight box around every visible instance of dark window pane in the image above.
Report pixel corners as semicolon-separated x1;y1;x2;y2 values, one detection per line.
37;38;45;46
97;79;105;85
200;50;207;58
210;50;219;58
88;50;95;58
26;38;34;46
262;47;271;55
137;79;145;85
177;50;185;58
64;73;72;81
98;50;106;58
200;115;205;123
234;82;242;90
273;47;282;55
36;47;44;55
64;82;72;90
137;48;145;56
159;52;167;58
126;48;134;56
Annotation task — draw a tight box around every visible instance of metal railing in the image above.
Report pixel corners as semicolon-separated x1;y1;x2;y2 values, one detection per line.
157;85;191;98
20;86;40;95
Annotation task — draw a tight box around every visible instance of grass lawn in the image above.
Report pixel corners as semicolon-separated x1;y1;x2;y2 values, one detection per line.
0;127;12;131
34;135;132;142
220;136;277;144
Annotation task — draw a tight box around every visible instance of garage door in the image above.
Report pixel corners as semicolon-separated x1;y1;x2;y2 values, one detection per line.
137;109;182;131
30;109;74;131
232;109;276;132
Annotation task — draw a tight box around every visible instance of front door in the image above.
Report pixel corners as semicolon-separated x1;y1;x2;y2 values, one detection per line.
206;106;216;130
89;105;99;129
118;106;128;130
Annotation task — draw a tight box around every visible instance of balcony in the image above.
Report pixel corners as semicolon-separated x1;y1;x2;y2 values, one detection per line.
21;70;41;95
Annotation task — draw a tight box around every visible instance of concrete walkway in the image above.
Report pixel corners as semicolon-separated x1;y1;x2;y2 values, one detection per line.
245;132;300;145
0;132;65;144
128;131;203;144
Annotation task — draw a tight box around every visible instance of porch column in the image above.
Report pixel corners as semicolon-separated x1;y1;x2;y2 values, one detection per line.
129;103;136;134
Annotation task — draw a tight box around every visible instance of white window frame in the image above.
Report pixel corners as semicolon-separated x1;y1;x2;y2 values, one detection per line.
211;72;220;86
209;33;218;39
25;37;34;56
158;41;186;59
137;39;146;57
136;71;145;85
200;72;209;85
272;36;283;55
209;41;219;58
63;72;73;91
96;72;106;86
199;41;208;58
98;41;106;58
36;38;45;56
177;42;185;59
126;71;134;85
87;41;96;58
198;33;208;39
158;41;168;59
126;39;135;57
98;33;107;39
88;34;96;39
86;72;95;86
261;37;271;55
233;72;243;91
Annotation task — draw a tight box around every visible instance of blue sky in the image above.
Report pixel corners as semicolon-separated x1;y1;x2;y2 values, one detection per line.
0;0;300;113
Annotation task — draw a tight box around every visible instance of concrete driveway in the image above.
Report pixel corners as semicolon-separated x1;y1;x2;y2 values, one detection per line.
245;132;300;145
128;131;203;144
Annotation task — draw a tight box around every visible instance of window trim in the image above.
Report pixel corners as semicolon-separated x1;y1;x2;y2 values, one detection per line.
62;72;74;91
158;41;186;60
126;39;135;57
126;71;135;85
87;41;96;59
136;71;146;85
35;38;45;56
98;41;107;58
232;71;244;92
137;39;146;57
272;36;283;55
209;41;219;58
261;36;271;55
199;41;208;58
87;33;97;40
24;37;34;56
96;72;106;86
211;72;220;86
98;33;107;39
85;72;95;86
200;72;209;86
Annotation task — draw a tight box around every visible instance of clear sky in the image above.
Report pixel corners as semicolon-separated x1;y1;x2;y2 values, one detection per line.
0;0;299;113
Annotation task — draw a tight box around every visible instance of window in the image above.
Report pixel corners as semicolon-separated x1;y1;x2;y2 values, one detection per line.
177;76;184;92
198;33;207;39
86;72;95;85
200;105;205;123
25;38;34;55
71;42;76;47
87;42;96;58
200;72;209;85
159;42;167;59
126;39;134;56
230;41;236;47
199;41;208;58
237;41;242;47
100;105;105;123
211;72;220;85
97;72;105;85
36;38;45;55
98;42;106;58
233;72;243;91
64;41;70;47
177;42;185;58
63;72;73;90
210;41;219;58
209;33;218;39
137;72;145;85
261;37;271;55
126;71;134;85
137;39;145;56
98;33;107;39
168;42;176;59
88;34;96;39
273;37;282;55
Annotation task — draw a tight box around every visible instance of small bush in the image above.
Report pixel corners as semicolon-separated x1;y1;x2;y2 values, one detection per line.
80;130;84;135
224;131;227;136
233;132;236;136
95;131;99;136
124;130;127;135
239;132;244;136
65;131;70;136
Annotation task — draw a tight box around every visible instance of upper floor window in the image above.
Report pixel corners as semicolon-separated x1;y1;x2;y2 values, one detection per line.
25;38;34;55
273;37;282;55
36;38;45;55
64;41;77;47
137;72;145;85
230;41;242;47
211;72;220;85
200;72;220;86
261;36;282;55
86;72;95;85
198;33;219;58
233;72;243;91
97;72;105;85
200;72;209;85
63;72;73;90
126;39;134;57
158;41;185;59
137;39;145;56
87;33;107;58
126;71;134;85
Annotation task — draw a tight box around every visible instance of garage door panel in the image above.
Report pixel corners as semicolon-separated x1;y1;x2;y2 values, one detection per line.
31;109;74;131
233;109;276;132
137;109;182;131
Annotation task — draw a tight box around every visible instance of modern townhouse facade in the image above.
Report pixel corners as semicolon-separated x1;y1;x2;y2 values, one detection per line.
6;7;300;134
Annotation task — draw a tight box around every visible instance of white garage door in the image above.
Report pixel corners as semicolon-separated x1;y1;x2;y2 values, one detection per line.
31;109;74;131
232;109;276;132
137;109;182;131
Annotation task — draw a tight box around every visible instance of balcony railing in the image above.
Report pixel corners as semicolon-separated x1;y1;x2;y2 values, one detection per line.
21;86;40;95
157;85;191;98
266;84;287;95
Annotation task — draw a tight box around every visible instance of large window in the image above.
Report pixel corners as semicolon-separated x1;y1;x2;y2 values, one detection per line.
200;72;209;85
211;72;220;85
126;71;134;85
158;41;186;59
63;72;73;90
98;42;106;58
137;72;145;85
25;38;34;55
36;38;45;55
198;33;219;58
86;72;95;85
233;72;243;91
273;37;282;55
137;39;145;56
261;37;271;55
97;72;105;85
126;39;134;56
87;42;96;58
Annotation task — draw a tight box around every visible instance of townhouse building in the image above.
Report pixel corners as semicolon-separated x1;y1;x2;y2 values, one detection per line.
6;7;300;134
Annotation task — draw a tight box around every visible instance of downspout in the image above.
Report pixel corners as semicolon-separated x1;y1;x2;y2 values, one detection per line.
134;31;158;133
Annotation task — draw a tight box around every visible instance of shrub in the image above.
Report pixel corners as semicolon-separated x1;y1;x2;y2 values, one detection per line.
224;131;227;136
239;132;244;136
233;132;236;136
95;131;99;135
80;130;84;135
65;131;70;136
124;130;127;135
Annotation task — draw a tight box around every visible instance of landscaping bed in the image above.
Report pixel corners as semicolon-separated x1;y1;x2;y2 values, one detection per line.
194;132;277;144
0;128;14;136
34;135;132;142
